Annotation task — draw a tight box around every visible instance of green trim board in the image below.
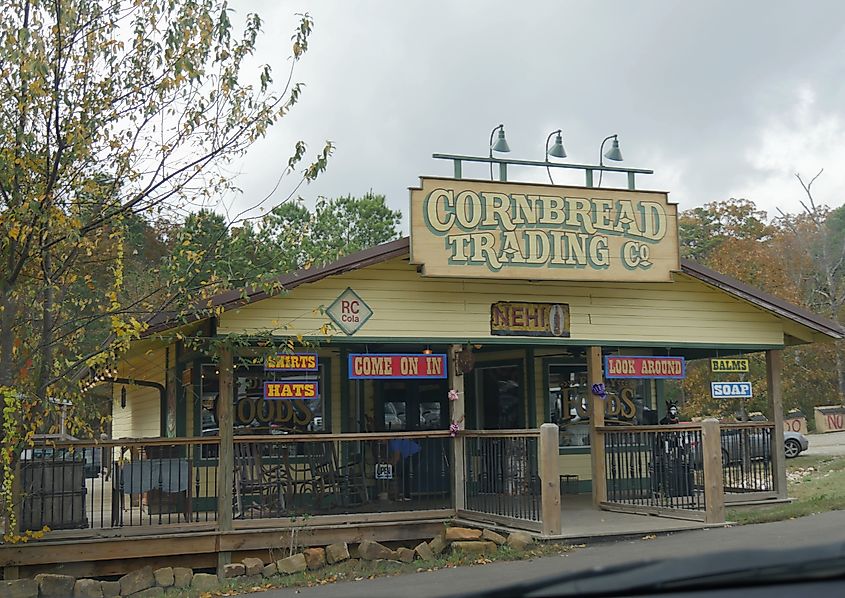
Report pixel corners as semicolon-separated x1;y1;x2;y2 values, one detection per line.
160;347;169;437
542;357;550;425
527;348;536;427
465;366;477;429
321;356;333;433
339;348;349;433
174;345;187;438
191;357;202;440
289;335;786;351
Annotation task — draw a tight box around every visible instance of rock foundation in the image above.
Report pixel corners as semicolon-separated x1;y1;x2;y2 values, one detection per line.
11;523;533;596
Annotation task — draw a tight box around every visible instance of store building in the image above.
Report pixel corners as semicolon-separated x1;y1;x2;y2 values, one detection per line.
6;168;843;579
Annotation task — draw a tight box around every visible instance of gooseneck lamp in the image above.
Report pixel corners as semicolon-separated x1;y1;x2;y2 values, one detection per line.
598;134;623;186
489;124;510;180
600;134;623;165
545;129;567;183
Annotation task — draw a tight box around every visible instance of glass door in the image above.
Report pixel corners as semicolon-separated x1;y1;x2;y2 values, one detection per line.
475;364;524;429
376;380;448;431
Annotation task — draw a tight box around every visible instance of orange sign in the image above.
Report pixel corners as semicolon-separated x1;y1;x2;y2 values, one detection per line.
265;353;318;371
263;381;319;399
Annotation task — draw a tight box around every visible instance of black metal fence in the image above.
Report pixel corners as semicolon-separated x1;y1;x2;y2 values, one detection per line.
232;433;452;520
16;438;219;533
463;431;541;524
603;426;705;512
11;432;454;535
720;424;774;496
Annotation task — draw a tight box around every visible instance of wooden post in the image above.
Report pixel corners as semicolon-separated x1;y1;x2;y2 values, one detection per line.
766;349;787;499
539;423;561;536
449;344;466;513
701;418;726;524
587;346;606;507
216;346;234;577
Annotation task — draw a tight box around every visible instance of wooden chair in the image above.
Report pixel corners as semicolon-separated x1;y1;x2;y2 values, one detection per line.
301;442;369;510
233;442;290;518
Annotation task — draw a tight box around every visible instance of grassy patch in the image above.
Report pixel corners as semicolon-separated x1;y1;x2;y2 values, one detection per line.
727;455;845;525
162;543;573;597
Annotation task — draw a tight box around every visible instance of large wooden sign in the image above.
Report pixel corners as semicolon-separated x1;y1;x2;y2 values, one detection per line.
410;177;679;282
490;302;570;337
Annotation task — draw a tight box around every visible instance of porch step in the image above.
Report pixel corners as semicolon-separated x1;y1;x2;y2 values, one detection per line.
726;496;794;509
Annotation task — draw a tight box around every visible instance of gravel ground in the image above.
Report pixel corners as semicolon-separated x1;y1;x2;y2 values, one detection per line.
805;429;845;456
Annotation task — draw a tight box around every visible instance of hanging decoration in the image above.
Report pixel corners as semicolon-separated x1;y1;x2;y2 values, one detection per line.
591;383;608;400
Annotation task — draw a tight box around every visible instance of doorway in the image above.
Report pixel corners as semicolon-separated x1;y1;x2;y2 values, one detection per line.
475;363;525;429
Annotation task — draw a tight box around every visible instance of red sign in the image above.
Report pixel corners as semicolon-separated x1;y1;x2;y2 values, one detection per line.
604;356;685;379
348;354;447;379
264;381;319;399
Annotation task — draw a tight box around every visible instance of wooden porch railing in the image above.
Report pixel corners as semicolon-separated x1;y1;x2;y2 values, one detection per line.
597;420;725;523
720;422;778;502
459;424;560;535
4;431;455;539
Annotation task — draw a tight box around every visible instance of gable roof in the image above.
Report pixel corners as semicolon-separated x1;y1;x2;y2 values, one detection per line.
146;237;845;340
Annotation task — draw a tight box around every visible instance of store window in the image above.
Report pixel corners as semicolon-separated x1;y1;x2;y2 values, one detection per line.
378;380;447;432
548;363;654;447
199;361;327;438
548;365;590;447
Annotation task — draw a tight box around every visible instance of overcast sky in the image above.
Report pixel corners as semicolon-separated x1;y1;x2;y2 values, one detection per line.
221;1;845;231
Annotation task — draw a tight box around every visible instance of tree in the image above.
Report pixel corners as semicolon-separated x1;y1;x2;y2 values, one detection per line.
163;192;402;299
304;192;403;264
679;198;772;261
0;1;332;533
676;196;841;424
777;170;845;406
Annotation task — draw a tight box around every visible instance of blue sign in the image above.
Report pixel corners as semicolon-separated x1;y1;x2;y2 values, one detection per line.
710;381;753;399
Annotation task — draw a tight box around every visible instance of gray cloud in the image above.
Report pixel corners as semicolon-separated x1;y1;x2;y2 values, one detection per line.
223;1;845;230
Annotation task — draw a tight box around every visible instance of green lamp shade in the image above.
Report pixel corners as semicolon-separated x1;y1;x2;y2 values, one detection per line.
548;133;567;159
604;138;623;162
492;128;511;153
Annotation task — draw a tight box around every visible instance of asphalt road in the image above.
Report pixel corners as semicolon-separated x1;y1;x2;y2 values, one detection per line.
248;510;845;598
806;430;845;456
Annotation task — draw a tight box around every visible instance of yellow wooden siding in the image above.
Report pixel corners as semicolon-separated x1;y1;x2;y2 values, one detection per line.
112;347;166;439
219;258;786;346
559;453;592;481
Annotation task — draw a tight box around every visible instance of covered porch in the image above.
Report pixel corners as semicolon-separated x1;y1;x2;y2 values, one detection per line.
3;229;843;578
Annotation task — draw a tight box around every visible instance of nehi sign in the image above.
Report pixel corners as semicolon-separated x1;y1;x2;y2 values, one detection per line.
410;177;679;282
490;302;570;337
